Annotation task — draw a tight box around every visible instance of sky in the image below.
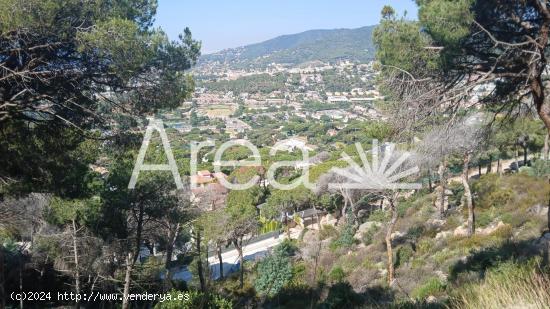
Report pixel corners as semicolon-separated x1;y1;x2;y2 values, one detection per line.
154;0;418;54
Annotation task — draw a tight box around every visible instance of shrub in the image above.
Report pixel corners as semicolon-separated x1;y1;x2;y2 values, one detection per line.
453;234;491;252
317;267;328;285
394;244;414;268
475;210;493;228
449;182;465;209
274;239;297;257
444;215;461;230
411;257;427;269
411;277;446;300
254;250;293;296
362;258;376;269
154;290;232;309
260;218;281;234
422;226;439;238
507;175;550;210
472;174;500;198
452;225;512;252
320;224;338;240
330;223;356;250
290;261;307;286
339;253;363;272
397;200;412;217
220;276;256;300
473;174;549;215
322;282;363;308
417;238;434;255
361;224;380;246
487;189;513;208
329;266;346;282
406;225;425;240
531;159;550;177
491;224;513;239
500;212;526;228
369;209;387;222
267;284;315;308
518;166;534;176
472;175;513;209
433;249;455;266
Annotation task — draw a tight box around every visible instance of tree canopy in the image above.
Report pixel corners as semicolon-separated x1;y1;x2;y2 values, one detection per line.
375;1;550;135
0;0;200;197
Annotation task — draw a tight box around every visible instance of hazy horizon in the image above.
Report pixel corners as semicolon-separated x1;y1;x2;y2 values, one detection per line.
155;0;418;53
201;24;378;55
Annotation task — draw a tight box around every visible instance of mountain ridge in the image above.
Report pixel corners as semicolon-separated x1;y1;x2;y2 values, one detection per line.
199;25;377;68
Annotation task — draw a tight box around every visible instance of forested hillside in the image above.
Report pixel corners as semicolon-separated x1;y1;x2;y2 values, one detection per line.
200;26;376;68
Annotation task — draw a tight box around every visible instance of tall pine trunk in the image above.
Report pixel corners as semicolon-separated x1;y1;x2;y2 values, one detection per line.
71;219;81;309
547;178;550;232
437;159;447;219
462;152;475;237
515;146;520;173
533;49;550;232
544;134;549;160
341;198;348;224
385;198;398;285
164;225;179;269
1;246;5;309
196;231;206;292
217;245;224;280
122;253;133;309
18;254;23;309
285;212;291;238
122;204;144;309
478;163;482;177
234;237;244;288
427;168;433;192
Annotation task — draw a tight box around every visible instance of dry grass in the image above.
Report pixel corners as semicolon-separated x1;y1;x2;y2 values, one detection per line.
451;260;550;309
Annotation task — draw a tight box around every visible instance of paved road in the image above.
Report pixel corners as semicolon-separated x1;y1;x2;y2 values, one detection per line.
171;230;300;281
207;230;300;279
208;231;298;264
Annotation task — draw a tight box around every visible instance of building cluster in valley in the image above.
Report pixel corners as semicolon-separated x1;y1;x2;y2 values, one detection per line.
158;60;388;136
147;61;392;214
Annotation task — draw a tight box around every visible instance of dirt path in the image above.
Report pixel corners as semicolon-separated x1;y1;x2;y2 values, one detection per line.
447;155;534;183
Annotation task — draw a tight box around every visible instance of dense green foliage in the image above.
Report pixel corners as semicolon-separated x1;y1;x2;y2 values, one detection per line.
254;243;293;296
201;73;287;94
5;1;550;308
0;0;200;197
154;290;232;309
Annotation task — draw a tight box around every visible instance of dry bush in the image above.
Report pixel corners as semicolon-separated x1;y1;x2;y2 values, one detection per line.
347;267;380;291
318;249;339;273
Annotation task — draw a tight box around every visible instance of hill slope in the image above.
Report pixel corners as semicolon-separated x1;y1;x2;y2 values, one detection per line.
200;26;376;68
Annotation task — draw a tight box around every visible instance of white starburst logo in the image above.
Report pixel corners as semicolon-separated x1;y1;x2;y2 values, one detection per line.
329;140;421;190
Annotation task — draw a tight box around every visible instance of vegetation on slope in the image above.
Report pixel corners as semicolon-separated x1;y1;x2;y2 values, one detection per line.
200;26;376;68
